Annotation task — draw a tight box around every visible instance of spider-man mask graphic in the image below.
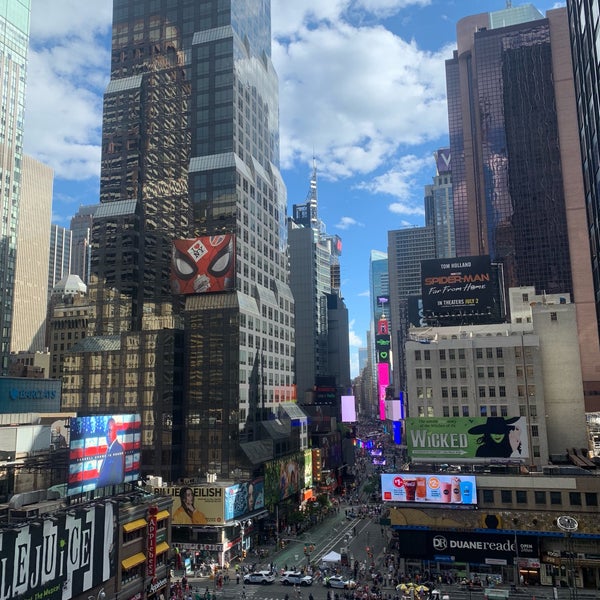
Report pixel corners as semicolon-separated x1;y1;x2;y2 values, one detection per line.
171;235;235;294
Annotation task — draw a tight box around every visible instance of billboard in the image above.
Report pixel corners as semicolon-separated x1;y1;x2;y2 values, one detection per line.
0;503;116;600
264;453;304;505
377;363;389;420
341;395;357;423
421;255;493;316
171;235;235;295
224;478;265;521
375;334;391;363
151;485;227;525
68;414;141;495
394;530;538;564
406;417;529;460
381;473;477;505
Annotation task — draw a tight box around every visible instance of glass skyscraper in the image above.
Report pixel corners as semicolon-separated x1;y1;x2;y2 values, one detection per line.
64;0;295;480
0;0;30;372
567;0;600;411
446;5;573;295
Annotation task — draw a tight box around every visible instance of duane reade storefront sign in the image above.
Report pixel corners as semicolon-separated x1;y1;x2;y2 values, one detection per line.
429;532;538;564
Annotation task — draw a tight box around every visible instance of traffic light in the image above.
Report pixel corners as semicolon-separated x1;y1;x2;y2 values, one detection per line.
242;550;247;558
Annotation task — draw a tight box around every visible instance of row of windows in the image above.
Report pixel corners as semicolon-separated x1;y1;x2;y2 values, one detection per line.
481;489;597;507
415;348;506;361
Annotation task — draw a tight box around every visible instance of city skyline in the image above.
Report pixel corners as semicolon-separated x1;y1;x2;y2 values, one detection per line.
24;0;566;376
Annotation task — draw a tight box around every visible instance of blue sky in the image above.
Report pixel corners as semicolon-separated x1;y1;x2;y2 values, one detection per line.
24;0;565;378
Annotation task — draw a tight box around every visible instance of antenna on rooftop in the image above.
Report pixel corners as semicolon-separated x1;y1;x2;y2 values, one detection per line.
506;0;512;7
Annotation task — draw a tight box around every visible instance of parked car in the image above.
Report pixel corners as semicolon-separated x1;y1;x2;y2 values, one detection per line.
280;572;313;586
244;571;275;585
323;576;356;589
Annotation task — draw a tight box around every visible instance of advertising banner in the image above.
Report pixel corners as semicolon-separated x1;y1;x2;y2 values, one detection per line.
152;485;225;525
381;473;477;505
395;530;538;565
0;503;116;600
171;235;235;295
147;506;158;579
405;417;529;460
224;478;265;520
341;395;357;423
421;255;493;315
68;414;141;496
375;334;391;363
264;453;304;505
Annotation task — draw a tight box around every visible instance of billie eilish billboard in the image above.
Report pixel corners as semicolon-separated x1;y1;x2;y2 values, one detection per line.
405;417;529;460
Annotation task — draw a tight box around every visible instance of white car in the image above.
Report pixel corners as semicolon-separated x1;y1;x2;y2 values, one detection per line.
323;576;356;589
244;571;275;585
280;572;313;586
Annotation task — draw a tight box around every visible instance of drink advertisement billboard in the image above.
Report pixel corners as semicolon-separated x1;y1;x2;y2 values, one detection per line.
421;255;493;316
67;414;141;496
381;473;477;505
171;235;235;295
405;417;529;460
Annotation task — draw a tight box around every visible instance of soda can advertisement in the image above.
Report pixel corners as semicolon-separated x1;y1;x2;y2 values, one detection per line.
381;473;477;506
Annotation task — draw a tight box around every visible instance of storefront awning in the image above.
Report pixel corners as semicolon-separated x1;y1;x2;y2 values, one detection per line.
156;510;169;521
123;518;147;533
156;542;169;555
122;552;146;570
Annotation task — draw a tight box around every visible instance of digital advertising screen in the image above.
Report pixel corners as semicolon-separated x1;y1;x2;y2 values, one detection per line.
68;414;141;496
341;395;357;423
381;473;478;506
405;416;529;461
421;255;493;316
171;235;235;295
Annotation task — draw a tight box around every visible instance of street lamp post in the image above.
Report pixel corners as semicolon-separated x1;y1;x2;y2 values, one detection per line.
235;519;252;562
556;515;579;600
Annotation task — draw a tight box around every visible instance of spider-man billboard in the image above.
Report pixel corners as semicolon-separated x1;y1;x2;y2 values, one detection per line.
171;235;236;295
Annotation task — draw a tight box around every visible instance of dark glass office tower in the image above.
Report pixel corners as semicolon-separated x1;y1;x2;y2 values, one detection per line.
63;0;295;480
446;4;600;410
183;0;295;479
567;0;600;410
567;1;600;322
447;6;573;295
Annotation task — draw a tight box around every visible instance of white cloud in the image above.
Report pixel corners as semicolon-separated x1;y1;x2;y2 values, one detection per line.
358;289;370;297
336;216;365;230
356;153;432;214
24;0;112;180
348;319;364;347
273;14;451;180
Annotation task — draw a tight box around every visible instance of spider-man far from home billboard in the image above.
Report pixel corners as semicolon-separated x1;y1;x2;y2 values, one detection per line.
171;235;235;295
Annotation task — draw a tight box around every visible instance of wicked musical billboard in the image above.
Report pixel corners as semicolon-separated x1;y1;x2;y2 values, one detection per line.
0;502;116;600
421;255;493;316
405;417;529;461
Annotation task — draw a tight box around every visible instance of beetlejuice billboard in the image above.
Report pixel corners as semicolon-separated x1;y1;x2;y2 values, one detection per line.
0;502;116;600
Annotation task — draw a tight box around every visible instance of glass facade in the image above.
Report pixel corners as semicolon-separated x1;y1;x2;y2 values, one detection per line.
567;0;600;338
67;1;294;480
0;0;30;373
447;10;573;296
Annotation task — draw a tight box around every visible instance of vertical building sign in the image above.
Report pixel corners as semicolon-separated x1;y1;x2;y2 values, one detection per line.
376;316;391;420
147;505;158;579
